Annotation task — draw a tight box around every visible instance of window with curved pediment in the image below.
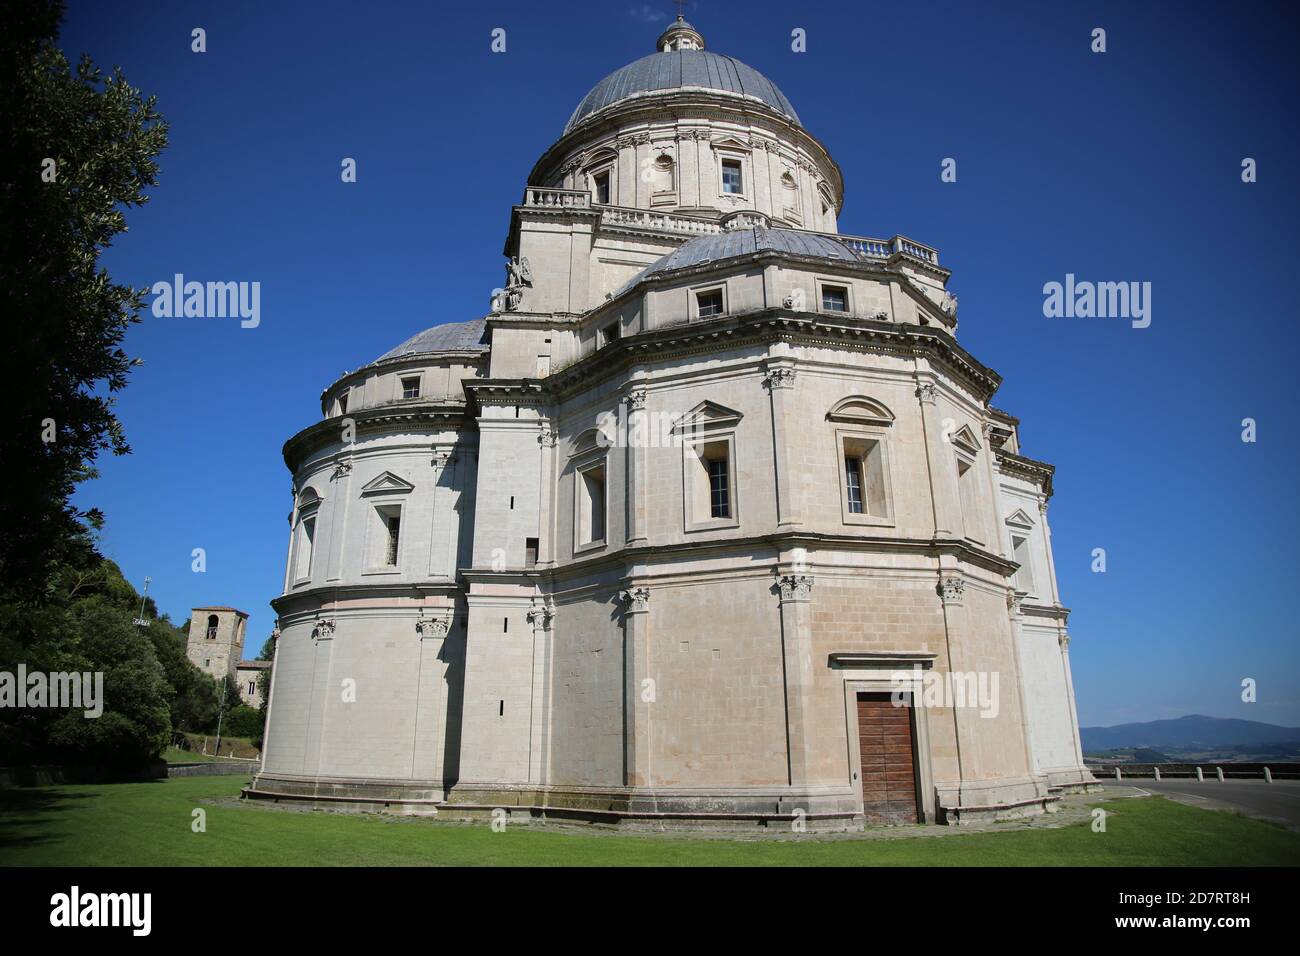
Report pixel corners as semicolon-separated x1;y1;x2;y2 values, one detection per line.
828;398;895;526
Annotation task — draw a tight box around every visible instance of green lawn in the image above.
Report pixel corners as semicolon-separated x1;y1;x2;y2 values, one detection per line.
2;776;1298;866
162;747;218;764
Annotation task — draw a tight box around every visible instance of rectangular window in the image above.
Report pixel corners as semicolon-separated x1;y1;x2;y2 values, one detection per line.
696;289;724;318
1011;534;1035;594
337;390;349;415
840;434;890;521
687;438;736;528
594;171;610;204
380;510;401;566
578;462;606;545
525;537;539;568
956;457;981;542
708;456;730;519
601;322;620;346
295;515;316;580
845;456;864;514
721;159;743;194
821;284;848;312
401;376;420;400
248;681;256;695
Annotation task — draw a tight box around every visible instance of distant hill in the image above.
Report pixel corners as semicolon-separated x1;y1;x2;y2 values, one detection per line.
1081;714;1300;751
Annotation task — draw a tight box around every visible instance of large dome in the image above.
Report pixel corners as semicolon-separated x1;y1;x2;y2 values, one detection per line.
565;49;801;135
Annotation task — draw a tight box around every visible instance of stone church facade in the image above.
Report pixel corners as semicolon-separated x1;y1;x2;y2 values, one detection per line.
249;18;1095;826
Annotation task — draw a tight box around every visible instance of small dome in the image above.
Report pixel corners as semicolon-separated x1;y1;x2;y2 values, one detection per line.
565;49;800;135
374;318;488;363
620;227;859;295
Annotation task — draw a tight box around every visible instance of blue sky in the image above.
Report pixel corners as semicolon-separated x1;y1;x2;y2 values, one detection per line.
61;0;1298;727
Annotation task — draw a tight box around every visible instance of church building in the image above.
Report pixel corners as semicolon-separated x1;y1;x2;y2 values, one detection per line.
249;18;1095;826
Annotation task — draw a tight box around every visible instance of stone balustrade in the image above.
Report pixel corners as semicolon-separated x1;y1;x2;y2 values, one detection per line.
519;187;941;264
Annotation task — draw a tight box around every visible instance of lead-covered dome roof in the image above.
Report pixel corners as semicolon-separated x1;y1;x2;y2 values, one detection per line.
374;318;488;363
564;49;801;135
615;227;859;298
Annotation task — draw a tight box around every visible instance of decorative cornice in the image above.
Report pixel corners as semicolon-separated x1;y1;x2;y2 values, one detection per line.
996;450;1056;499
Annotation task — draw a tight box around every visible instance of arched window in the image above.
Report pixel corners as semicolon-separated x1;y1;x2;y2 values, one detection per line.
206;614;218;640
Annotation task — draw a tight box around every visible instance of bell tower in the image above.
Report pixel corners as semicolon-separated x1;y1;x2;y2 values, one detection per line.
185;606;248;682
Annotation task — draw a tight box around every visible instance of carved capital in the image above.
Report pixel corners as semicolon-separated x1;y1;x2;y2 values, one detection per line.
537;426;557;447
526;601;557;630
626;388;647;411
332;459;352;480
619;587;650;614
432;447;457;469
416;614;451;639
938;574;965;605
1058;631;1071;650
1007;589;1025;617
763;365;797;390
916;382;938;405
776;574;814;603
312;618;337;641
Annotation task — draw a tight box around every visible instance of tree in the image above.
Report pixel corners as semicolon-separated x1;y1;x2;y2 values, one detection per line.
0;0;167;604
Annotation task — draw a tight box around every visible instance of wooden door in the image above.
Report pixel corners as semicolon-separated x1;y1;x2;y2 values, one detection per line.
856;693;920;824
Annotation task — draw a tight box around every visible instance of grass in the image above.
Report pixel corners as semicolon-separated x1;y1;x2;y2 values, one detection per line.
162;747;218;764
1;776;1298;866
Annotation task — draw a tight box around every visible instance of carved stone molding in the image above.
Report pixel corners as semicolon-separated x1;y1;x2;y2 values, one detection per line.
416;614;451;639
312;618;337;641
537;425;557;447
938;574;965;606
619;587;650;614
526;601;557;630
332;460;352;480
916;382;938;405
763;365;797;390
626;389;647;411
1007;589;1025;617
776;574;814;603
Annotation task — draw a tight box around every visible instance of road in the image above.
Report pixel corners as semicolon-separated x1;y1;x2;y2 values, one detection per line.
1125;778;1300;831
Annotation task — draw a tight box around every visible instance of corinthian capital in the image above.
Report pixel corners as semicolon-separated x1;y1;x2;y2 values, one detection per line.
619;587;650;614
776;574;814;603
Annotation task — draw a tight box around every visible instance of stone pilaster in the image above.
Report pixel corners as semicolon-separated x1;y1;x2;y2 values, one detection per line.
526;600;556;784
775;572;815;787
625;389;648;545
763;362;800;527
915;374;960;538
620;586;652;787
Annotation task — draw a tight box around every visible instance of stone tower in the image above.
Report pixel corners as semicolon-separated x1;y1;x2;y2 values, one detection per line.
186;606;248;683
